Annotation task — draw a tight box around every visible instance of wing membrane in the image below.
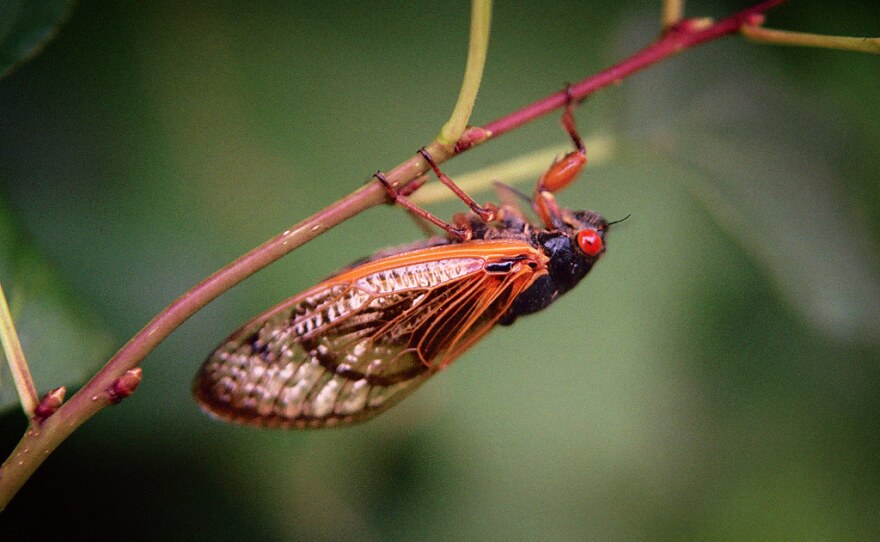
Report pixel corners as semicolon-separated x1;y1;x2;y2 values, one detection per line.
194;241;545;428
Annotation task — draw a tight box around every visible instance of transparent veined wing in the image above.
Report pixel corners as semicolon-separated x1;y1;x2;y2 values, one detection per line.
194;240;547;428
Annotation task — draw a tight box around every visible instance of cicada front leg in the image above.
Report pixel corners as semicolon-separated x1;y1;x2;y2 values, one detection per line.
534;86;588;229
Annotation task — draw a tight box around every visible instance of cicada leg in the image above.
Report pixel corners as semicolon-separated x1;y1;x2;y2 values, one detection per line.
534;85;588;229
374;171;477;241
373;173;440;238
374;148;499;242
417;148;497;225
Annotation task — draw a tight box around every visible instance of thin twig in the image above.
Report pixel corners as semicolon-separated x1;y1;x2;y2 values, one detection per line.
742;25;880;55
0;283;38;416
661;0;685;30
439;0;493;147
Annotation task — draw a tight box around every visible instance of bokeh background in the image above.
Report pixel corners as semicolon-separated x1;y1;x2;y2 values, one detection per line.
1;1;878;540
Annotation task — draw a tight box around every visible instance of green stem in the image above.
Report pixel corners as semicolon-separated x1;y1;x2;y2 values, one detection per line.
0;282;38;416
661;0;685;30
741;25;880;55
438;0;492;147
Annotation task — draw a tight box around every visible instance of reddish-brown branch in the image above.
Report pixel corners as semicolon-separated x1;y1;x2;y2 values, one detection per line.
0;0;787;509
481;0;784;139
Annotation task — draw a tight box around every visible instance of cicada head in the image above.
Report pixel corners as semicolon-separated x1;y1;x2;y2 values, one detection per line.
498;206;611;325
535;207;609;296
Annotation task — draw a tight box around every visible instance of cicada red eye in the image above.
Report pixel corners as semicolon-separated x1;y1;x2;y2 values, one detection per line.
576;229;603;256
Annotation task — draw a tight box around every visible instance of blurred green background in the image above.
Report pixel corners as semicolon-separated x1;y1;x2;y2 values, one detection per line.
1;1;878;540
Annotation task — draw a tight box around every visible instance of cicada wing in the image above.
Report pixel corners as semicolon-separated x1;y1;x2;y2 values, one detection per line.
194;245;544;428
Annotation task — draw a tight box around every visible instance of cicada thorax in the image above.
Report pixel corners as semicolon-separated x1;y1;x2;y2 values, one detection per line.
194;241;549;428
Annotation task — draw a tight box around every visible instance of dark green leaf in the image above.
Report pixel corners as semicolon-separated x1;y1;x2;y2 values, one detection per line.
621;50;880;345
667;128;880;344
0;0;72;79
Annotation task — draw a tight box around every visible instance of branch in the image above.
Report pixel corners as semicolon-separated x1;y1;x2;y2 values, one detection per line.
481;0;786;139
0;0;788;509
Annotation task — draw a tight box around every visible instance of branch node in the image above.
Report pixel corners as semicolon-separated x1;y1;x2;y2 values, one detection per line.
454;127;492;153
678;17;715;34
745;14;766;27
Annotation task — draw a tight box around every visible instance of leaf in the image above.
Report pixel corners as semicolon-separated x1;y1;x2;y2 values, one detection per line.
611;33;880;344
636;85;879;344
0;195;113;414
671;136;879;344
0;0;72;79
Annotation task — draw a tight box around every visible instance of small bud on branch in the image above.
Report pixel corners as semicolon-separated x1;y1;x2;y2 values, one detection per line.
107;368;143;405
33;387;66;423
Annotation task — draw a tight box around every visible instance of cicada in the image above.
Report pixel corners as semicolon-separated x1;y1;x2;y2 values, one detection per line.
194;102;614;428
